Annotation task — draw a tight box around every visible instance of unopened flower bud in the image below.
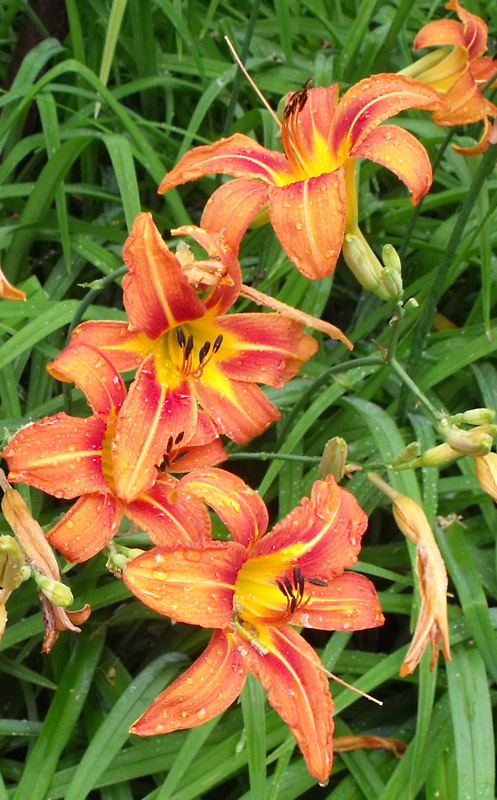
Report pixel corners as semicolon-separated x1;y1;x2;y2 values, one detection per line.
0;535;25;591
381;268;403;300
319;437;348;481
439;422;497;456
474;452;497;502
452;408;495;426
417;442;459;467
32;572;73;607
390;442;422;466
381;244;402;274
342;234;390;300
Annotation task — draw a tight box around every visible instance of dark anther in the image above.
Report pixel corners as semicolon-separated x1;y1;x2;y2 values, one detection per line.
185;334;194;360
173;449;189;463
175;431;185;444
293;567;305;596
284;77;313;119
166;436;173;454
289;595;297;614
212;334;223;353
276;578;289;598
198;341;211;364
156;454;169;473
283;576;294;596
176;327;186;348
306;577;328;587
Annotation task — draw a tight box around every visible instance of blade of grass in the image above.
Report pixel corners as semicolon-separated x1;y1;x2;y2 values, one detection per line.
12;630;105;800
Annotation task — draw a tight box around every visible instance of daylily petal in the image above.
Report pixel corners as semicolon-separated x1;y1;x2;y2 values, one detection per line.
447;0;488;60
432;66;496;124
46;493;122;562
69;320;149;373
282;85;340;176
158;133;294;194
330;74;441;158
292;572;384;631
123;213;205;338
236;623;334;783
453;114;492;155
130;629;247;735
470;56;497;87
0;266;26;301
126;476;212;547
250;476;368;580
200;178;270;255
112;357;197;502
194;373;280;443
3;414;108;498
414;18;467;51
169;438;227;473
351;124;433;204
215;313;317;388
176;467;268;547
268;171;347;279
48;345;127;417
123;541;247;627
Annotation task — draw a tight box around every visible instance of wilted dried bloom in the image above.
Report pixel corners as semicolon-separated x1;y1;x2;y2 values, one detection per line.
0;265;26;301
369;473;450;675
0;470;90;652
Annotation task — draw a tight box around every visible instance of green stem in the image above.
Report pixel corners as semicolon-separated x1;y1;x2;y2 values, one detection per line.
390;357;441;421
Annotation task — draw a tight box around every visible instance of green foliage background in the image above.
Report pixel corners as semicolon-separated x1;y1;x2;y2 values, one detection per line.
0;0;496;797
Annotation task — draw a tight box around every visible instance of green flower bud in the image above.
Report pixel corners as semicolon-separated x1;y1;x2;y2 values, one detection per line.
452;408;495;426
381;244;402;274
381;267;403;300
342;234;390;300
319;437;348;481
32;572;73;607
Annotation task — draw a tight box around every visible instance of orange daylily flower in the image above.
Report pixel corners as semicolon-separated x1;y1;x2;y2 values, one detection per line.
404;0;497;154
2;345;227;562
158;75;441;280
123;475;384;783
0;265;26;301
67;212;318;444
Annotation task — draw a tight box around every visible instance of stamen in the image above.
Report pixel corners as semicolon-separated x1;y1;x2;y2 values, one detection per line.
156;454;169;473
276;578;290;598
293;566;305;596
175;431;185;445
212;334;223;353
283;576;294;596
284;78;313;119
198;341;211;365
176;327;186;348
185;335;194;360
166;436;174;454
306;577;328;587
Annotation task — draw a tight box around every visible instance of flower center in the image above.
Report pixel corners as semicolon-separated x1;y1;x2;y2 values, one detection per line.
174;326;223;379
233;558;328;626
